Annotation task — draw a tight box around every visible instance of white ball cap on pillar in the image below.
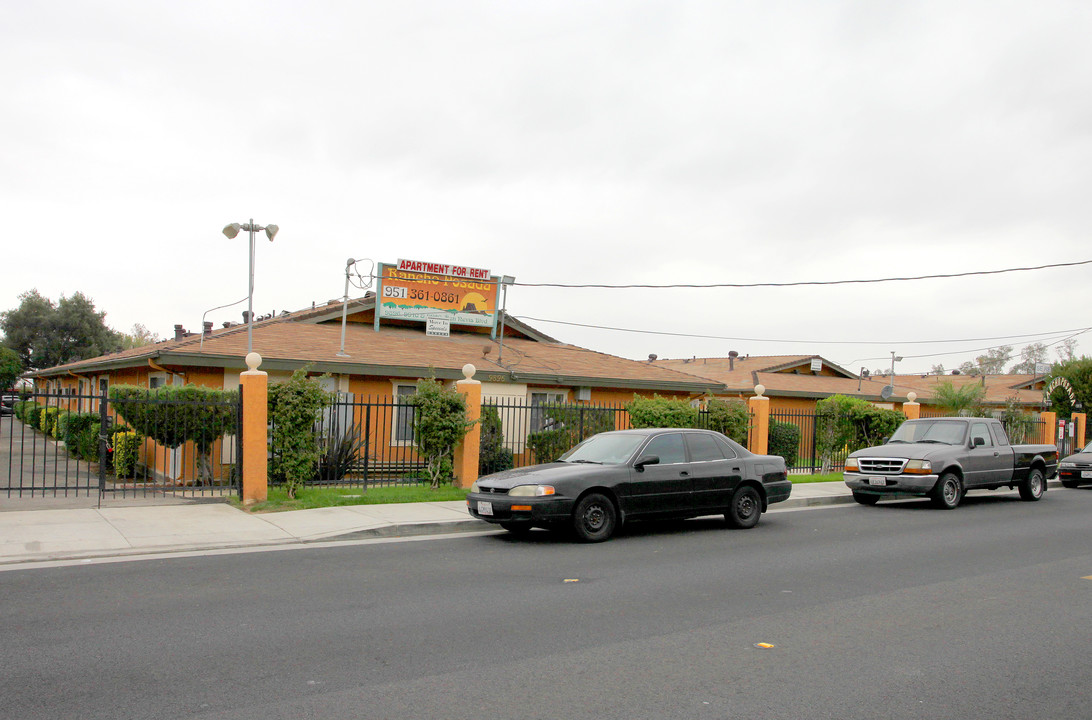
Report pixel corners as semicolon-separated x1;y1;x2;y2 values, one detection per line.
754;384;765;397
244;352;263;373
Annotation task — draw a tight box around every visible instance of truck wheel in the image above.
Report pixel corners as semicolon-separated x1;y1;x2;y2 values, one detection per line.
931;473;963;509
1018;467;1045;501
852;491;880;506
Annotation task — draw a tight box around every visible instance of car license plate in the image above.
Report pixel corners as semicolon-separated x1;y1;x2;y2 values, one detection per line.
868;476;886;487
1082;471;1092;479
477;501;494;516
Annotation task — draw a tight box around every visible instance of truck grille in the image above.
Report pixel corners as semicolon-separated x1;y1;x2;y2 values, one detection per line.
858;458;908;474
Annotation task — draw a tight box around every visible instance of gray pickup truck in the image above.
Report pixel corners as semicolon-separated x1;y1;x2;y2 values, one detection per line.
843;417;1058;509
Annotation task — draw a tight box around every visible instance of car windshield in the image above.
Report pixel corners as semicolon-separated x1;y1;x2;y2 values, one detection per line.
560;434;646;465
890;420;967;445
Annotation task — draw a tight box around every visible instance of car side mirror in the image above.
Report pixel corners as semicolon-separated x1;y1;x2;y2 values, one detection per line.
972;436;985;447
635;455;659;470
881;436;889;445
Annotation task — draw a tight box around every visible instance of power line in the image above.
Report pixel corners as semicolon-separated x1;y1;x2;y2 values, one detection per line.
511;258;1092;289
514;315;1089;347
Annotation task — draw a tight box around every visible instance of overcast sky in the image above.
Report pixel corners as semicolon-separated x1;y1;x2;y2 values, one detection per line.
4;1;1091;375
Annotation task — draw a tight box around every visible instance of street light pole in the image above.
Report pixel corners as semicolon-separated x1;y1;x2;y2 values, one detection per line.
223;219;279;354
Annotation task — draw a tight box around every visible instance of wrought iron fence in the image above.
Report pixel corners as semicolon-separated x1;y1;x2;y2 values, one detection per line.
482;398;632;469
270;394;436;488
2;391;241;499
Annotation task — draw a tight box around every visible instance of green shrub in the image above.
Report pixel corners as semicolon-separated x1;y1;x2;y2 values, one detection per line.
40;406;59;434
527;403;616;463
815;395;906;472
112;431;142;478
13;400;29;423
704;397;750;444
55;410;72;441
315;428;366;483
478;407;513;476
768;419;800;467
626;395;700;429
268;369;332;498
410;377;476;488
64;413;100;460
111;384;239;484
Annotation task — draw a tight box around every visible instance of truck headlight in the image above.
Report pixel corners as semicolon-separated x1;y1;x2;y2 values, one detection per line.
904;459;932;474
844;458;858;472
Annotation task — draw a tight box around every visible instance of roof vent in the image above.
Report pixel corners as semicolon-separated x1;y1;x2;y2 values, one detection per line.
728;350;739;370
648;354;658;362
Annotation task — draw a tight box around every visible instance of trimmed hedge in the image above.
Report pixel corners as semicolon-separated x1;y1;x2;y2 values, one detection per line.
112;431;142;478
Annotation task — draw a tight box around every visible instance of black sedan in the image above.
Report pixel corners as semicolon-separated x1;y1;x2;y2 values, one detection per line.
466;428;792;542
1059;441;1092;488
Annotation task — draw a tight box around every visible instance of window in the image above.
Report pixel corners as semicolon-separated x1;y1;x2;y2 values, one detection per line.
393;385;416;444
530;391;566;432
686;433;727;462
970;423;992;447
990;424;1011;446
642;433;687;465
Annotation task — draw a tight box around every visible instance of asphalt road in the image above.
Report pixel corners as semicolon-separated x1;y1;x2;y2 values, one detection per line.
3;488;1092;720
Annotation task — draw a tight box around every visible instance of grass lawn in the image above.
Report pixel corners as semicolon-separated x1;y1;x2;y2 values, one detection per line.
789;472;844;484
234;471;843;512
232;484;469;513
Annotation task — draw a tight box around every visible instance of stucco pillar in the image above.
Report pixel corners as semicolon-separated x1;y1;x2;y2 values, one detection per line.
1040;411;1057;446
453;363;482;488
748;384;770;456
902;392;920;420
240;352;268;505
1072;412;1086;450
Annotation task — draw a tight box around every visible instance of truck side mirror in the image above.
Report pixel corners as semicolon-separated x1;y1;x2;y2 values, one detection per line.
972;436;985;447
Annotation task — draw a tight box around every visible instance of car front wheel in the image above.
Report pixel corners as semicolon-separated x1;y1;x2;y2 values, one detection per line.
572;493;617;542
726;485;762;529
1018;467;1045;501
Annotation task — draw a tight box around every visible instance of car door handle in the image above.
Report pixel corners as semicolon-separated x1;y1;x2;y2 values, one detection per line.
993;452;1000;456
679;471;689;476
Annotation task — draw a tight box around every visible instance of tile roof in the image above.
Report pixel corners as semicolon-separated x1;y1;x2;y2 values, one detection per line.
36;314;721;393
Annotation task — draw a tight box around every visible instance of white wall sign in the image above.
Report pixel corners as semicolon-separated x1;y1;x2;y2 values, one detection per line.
426;316;450;337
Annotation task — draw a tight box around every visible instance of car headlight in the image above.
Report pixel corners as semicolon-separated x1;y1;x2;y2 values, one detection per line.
1059;462;1076;469
470;482;480;493
904;459;932;474
508;484;556;497
844;458;858;472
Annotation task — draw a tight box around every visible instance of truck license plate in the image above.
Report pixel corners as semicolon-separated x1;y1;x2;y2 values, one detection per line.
868;476;886;487
477;501;494;516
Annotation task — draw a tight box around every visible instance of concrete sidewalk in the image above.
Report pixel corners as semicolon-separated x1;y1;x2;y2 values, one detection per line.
0;481;874;567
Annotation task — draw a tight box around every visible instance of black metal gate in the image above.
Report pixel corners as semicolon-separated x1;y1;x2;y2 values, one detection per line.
2;391;242;500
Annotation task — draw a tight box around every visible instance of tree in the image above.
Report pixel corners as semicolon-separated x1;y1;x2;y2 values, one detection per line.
1;289;123;370
410;377;476;489
929;364;946;376
0;346;21;390
958;345;1012;376
1057;338;1078;363
1009;343;1048;374
931;380;987;416
1046;357;1092;417
119;323;161;350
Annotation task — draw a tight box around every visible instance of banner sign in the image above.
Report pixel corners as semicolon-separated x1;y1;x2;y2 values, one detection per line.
377;260;498;329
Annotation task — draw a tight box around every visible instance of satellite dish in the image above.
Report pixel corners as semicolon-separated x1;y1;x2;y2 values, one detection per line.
880;385;894;400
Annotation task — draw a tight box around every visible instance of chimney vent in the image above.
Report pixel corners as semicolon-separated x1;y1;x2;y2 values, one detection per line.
174;324;185;341
203;321;213;338
728;350;739;370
